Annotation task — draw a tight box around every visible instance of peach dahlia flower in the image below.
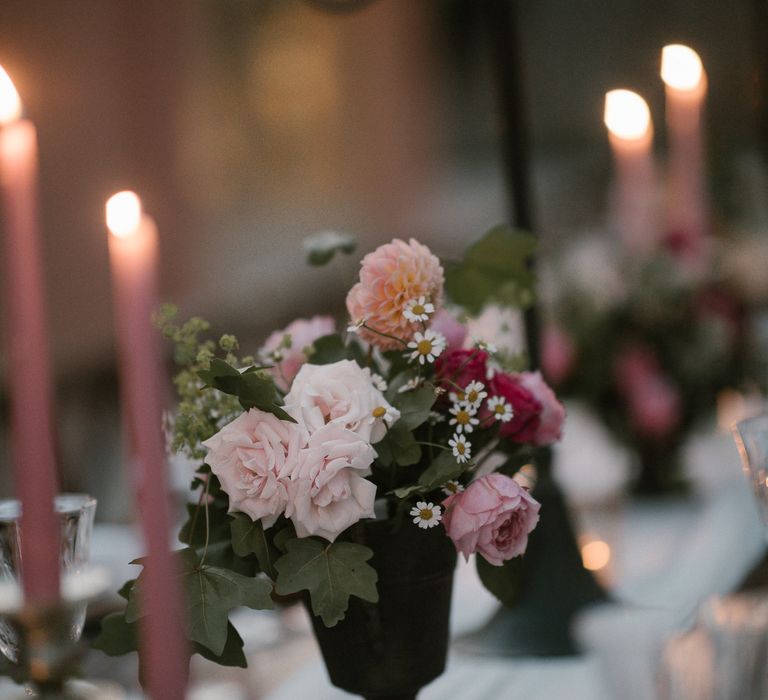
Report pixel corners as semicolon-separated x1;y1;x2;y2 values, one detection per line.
345;238;444;350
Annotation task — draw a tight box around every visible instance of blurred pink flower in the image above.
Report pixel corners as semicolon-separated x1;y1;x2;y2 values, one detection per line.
261;315;336;391
541;324;576;385
442;473;540;566
518;371;566;445
613;345;658;396
627;376;681;440
346;238;444;350
286;424;377;542
431;308;467;351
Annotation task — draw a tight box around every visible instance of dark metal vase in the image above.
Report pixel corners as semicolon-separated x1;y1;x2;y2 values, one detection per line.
308;519;457;700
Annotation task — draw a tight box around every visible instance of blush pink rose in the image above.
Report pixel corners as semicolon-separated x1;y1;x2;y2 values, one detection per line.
284;359;399;444
431;308;468;351
442;473;540;566
346;238;444;350
261;315;336;391
286;424;377;542
517;371;566;445
202;409;306;527
541;324;576;385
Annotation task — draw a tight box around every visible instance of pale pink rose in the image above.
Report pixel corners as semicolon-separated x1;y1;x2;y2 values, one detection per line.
442;473;540;566
261;315;336;391
541;324;576;385
286;424;377;541
284;359;399;444
627;375;681;440
202;409;307;527
431;308;467;351
517;371;566;445
346;238;444;350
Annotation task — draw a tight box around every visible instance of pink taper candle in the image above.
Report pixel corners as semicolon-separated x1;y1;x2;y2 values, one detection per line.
0;65;61;603
106;192;187;699
661;44;708;249
604;89;658;254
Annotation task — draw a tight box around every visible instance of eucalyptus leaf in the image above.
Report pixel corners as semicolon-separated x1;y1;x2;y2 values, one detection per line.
475;554;524;608
304;230;357;266
274;538;378;627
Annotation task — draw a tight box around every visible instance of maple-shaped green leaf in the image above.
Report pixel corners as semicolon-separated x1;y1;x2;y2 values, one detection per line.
193;622;247;668
274;538;378;627
230;513;280;579
126;548;274;656
92;611;138;657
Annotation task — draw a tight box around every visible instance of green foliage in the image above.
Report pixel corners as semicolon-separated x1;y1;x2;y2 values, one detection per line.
392;384;436;430
476;554;524;608
92;611;138;657
303;230;357;266
375;422;421;467
418;450;466;491
230;513;281;579
125;548;274;657
305;333;347;365
274;538;378;626
194;623;247;668
445;225;536;314
197;358;295;423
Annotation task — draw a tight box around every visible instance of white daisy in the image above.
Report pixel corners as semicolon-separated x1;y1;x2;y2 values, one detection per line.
442;480;465;496
347;318;366;334
475;339;498;354
397;377;421;393
462;381;487;410
371;404;399;426
410;501;442;529
402;296;435;323
448;389;467;404
487;396;514;422
369;372;388;392
407;330;446;365
449;403;479;434
448;434;472;463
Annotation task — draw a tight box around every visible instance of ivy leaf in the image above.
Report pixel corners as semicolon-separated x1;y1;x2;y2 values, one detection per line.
230;513;280;579
193;622;247;668
92;611;138;657
197;359;296;423
304;230;357;266
274;538;378;627
375;422;421;467
418;450;465;490
392;384;436;431
476;554;524;608
306;334;347;365
446;225;536;314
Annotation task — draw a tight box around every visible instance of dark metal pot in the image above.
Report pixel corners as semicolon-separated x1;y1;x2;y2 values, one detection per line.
308;518;457;700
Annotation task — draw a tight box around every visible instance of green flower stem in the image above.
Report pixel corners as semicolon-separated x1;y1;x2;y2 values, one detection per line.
199;477;212;567
415;441;452;452
361;323;408;348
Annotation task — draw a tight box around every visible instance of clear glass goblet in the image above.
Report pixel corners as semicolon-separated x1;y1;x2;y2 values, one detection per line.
0;493;97;663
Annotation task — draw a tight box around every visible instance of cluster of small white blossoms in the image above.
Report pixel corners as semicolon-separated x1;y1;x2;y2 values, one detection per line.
445;380;515;466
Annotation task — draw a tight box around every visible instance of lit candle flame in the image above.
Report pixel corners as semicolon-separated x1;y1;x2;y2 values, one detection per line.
106;191;142;238
581;539;611;571
0;65;22;125
604;89;651;141
661;45;704;92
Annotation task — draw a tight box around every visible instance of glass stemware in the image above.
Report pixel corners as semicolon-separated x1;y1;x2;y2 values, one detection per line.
0;493;97;663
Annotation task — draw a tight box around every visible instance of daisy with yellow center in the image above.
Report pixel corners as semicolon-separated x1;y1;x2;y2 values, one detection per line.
449;403;479;434
487;396;514;423
371;404;398;426
402;296;435;323
410;501;442;529
442;479;465;496
448;434;472;463
462;381;487;410
407;329;446;365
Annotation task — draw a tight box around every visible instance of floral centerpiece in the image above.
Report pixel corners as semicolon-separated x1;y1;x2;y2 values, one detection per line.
95;226;565;698
542;230;764;494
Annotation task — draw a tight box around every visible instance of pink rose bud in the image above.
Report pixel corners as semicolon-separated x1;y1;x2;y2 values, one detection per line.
442;473;540;566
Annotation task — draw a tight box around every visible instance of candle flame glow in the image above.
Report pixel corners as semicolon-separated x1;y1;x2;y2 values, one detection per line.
604;89;651;141
0;65;22;125
581;539;611;571
106;191;142;238
661;45;704;92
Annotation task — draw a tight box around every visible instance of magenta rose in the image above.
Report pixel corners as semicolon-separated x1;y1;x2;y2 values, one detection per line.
442;473;540;566
486;372;541;443
435;348;489;392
